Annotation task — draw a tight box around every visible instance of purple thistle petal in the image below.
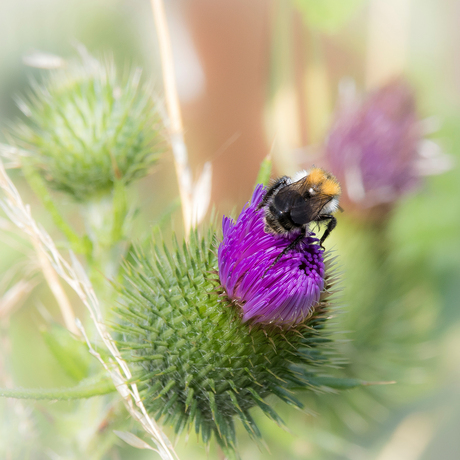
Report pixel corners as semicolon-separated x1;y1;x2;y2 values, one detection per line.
218;184;325;327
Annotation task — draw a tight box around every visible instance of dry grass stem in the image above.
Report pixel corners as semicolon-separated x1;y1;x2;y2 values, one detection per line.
150;0;211;236
0;160;178;460
34;242;80;336
0;279;37;321
366;0;411;88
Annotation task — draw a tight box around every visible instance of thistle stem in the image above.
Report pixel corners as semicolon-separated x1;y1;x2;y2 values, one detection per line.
0;377;115;400
111;179;128;244
21;162;92;256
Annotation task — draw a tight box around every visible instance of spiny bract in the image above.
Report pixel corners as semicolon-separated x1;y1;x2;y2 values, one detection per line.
114;229;341;452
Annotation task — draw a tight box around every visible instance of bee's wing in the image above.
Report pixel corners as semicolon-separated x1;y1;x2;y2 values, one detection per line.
290;193;334;225
289;197;316;225
273;184;315;224
273;186;304;212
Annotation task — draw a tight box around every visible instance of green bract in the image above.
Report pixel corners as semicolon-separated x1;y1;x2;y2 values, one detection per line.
114;229;342;452
14;57;165;201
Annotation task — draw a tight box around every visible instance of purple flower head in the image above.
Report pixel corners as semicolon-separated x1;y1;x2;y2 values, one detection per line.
325;79;422;209
218;184;325;327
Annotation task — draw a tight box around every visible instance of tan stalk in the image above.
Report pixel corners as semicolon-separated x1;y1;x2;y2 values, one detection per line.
365;0;412;88
0;279;37;321
151;0;193;236
34;243;80;336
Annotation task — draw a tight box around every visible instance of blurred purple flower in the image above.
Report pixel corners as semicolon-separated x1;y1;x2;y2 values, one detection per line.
218;184;325;327
324;79;451;209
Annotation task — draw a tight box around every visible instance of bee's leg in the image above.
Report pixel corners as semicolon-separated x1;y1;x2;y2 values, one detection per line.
256;176;290;210
318;215;337;248
264;227;307;276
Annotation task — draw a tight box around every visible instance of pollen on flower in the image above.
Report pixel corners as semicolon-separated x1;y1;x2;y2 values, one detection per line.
218;184;326;327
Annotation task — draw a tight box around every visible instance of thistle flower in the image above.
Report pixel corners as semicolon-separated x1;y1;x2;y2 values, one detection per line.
324;78;451;214
218;184;325;326
114;185;345;453
13;54;165;201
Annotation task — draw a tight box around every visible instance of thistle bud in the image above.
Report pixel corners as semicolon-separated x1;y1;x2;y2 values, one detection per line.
114;186;342;452
324;79;449;216
13;55;165;201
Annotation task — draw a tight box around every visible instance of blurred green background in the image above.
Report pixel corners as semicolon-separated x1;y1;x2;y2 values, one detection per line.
1;0;460;459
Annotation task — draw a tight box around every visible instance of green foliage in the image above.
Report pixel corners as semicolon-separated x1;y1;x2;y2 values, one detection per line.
42;323;91;382
291;0;366;33
13;55;165;201
297;217;437;457
114;229;349;452
255;154;273;187
0;375;115;400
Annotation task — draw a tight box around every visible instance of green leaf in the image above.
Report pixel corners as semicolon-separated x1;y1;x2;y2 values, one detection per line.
255;155;272;187
291;0;366;33
41;323;90;382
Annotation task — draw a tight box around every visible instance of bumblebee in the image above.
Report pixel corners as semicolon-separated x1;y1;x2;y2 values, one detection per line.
257;167;341;263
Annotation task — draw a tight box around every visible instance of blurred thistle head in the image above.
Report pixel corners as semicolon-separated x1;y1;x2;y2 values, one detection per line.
324;78;451;217
11;51;165;201
114;185;342;452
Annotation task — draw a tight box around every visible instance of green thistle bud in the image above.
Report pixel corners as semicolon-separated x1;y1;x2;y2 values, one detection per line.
13;55;165;201
114;221;342;451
